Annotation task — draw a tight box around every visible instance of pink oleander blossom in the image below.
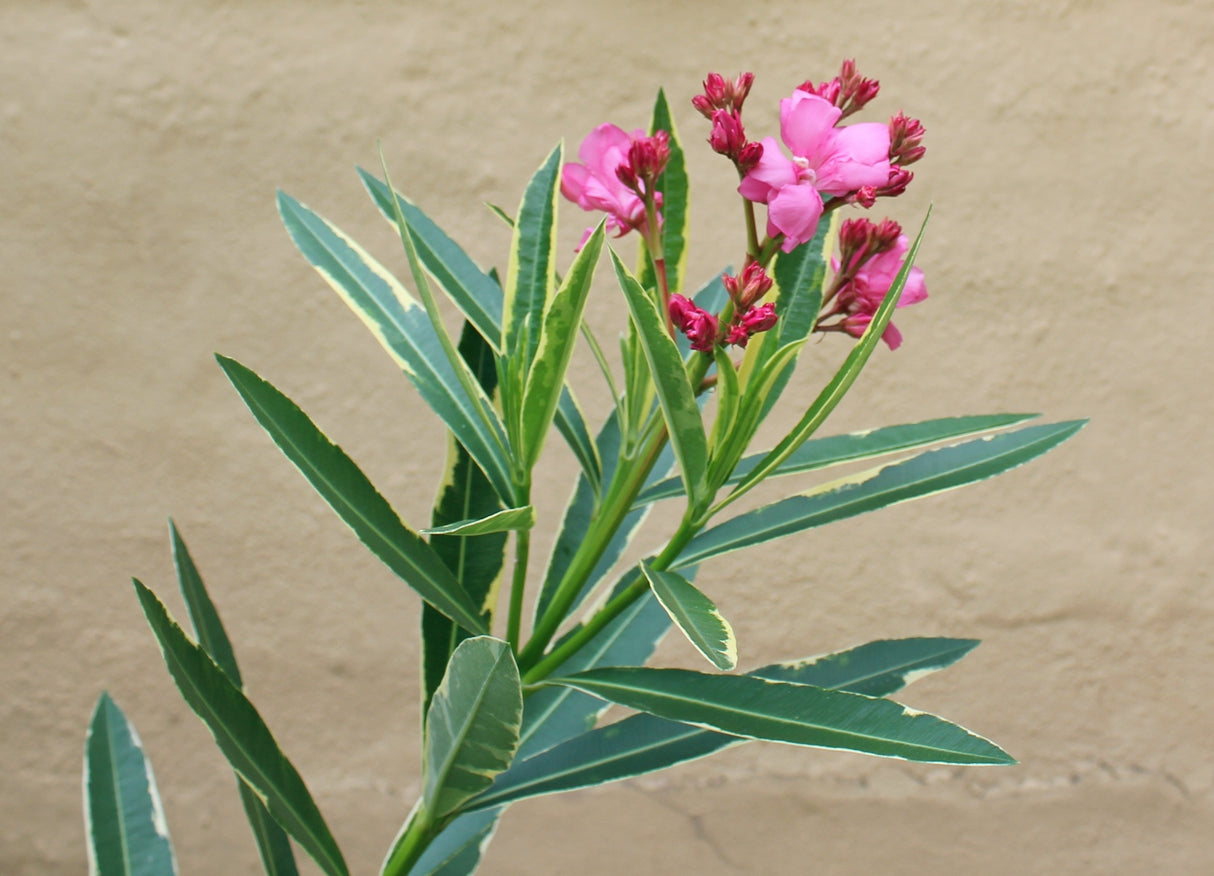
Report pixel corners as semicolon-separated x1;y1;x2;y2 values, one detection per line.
561;124;663;242
739;90;891;252
833;234;927;350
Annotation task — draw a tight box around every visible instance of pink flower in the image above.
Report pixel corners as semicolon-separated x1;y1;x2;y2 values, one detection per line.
561;124;663;240
669;295;719;353
835;234;927;350
739;90;891;252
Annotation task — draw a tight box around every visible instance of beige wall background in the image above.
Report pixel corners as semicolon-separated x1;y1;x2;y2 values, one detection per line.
4;1;1213;873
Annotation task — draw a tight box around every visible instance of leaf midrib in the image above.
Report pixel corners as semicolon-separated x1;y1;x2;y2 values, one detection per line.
558;674;1002;762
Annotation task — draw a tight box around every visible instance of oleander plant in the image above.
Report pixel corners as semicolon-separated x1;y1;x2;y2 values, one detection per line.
83;64;1084;875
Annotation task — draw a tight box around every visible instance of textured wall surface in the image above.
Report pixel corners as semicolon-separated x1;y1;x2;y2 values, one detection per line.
4;1;1213;873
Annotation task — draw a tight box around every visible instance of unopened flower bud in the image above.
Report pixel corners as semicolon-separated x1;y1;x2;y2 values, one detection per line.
736;141;763;172
694;71;756;117
669;294;719;353
797;60;879;119
722;262;774;310
889;112;926;166
877;166;913;199
627;131;671;187
853;185;877;208
740;302;778;334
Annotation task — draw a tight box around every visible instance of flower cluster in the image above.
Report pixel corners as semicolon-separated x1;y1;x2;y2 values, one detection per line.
818;218;927;350
667;263;779;352
560;62;928;351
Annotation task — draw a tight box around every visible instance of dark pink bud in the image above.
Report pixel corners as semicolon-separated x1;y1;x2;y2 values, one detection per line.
725;323;751;347
889;112;926;166
628;131;671;186
694;72;756;117
669;294;719;353
853;186;877;208
736;141;763;172
708;110;747;156
837;59;880;117
722;262;774;310
740;302;778;334
877;166;913;199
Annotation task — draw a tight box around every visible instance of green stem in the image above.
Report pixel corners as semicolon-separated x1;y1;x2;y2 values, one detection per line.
521;514;701;685
505;526;531;650
517;426;666;670
742;197;760;261
380;804;435;876
518;350;714;676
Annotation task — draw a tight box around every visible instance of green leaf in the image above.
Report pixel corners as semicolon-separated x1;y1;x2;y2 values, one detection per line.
169;524;299;876
554;384;602;492
215;355;487;635
503;144;562;372
276;191;514;502
406;807;502;876
638;89;689;296
677;419;1087;568
423;323;508;716
357;169;503;348
84;693;178;876
520;221;605;467
641;563;735;671
637;413;1040;506
755;211;838;419
610;248;708;507
133;580;349;876
358;171;601;490
545;666;1013;765
465;637;978;810
707;340;806;496
412;590;672;875
424;637;523;820
720;210;931;512
422;505;535;536
519;586;671;760
170;522;240;685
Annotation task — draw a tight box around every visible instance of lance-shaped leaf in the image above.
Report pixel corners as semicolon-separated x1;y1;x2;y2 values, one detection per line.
85;693;178;876
637;413;1040;506
677;420;1087;569
358;171;601;490
276;191;514;502
422;506;535;537
424;636;523;821
638;88;689;297
216;355;487;635
544;666;1012;765
413;590;671;876
423;323;508;715
357;169;503;349
503;144;562;372
132;580;349;876
611;248;708;507
641;562;736;671
465;637;979;810
170;524;299;876
520;221;605;467
720;210;931;512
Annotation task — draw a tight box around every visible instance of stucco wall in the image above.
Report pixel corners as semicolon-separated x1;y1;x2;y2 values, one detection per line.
4;1;1213;873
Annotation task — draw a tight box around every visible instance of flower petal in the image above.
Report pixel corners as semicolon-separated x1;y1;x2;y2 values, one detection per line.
780;91;842;159
738;137;799;203
767;183;824;251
